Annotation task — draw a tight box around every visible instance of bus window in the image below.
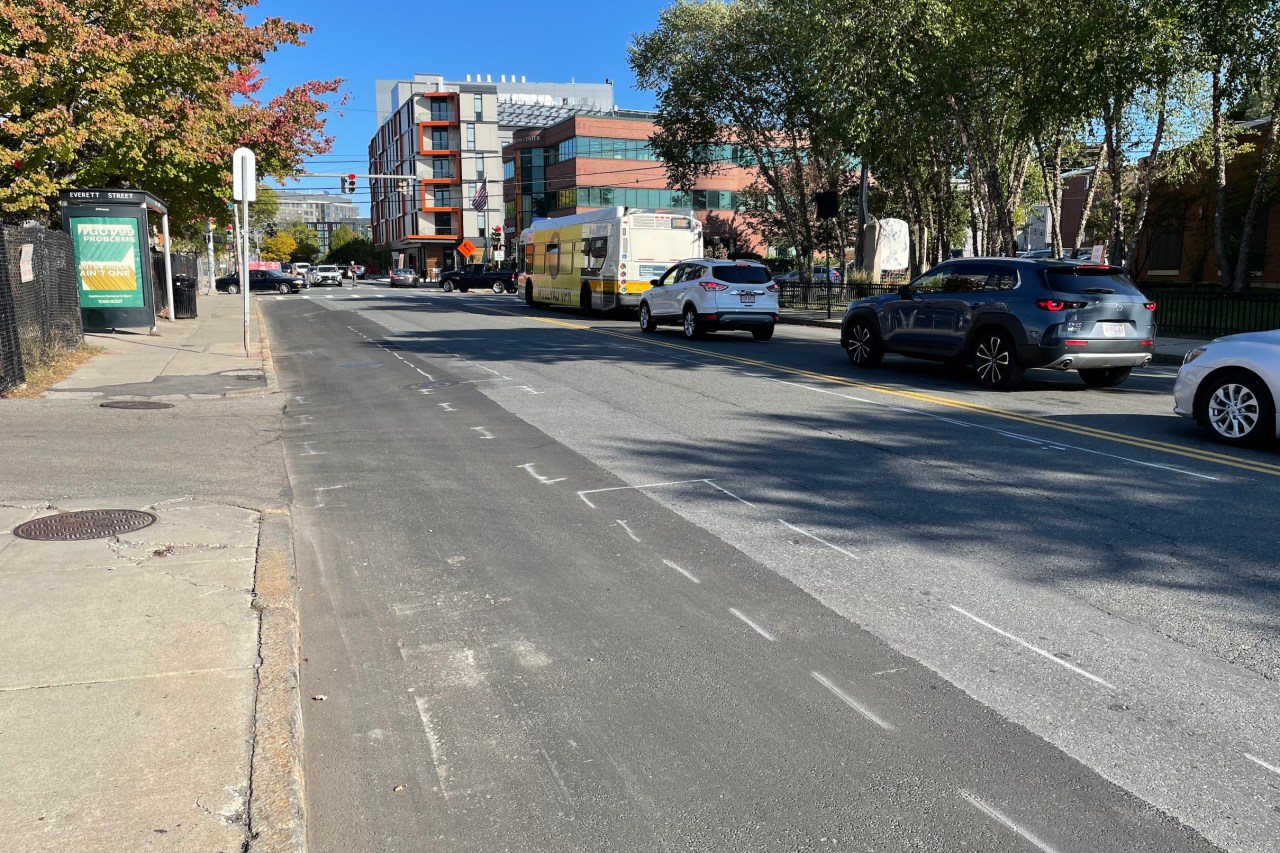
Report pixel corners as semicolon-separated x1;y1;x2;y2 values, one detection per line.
546;242;559;278
582;237;607;273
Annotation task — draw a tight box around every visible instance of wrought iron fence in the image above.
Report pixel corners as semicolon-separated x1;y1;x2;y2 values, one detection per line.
1144;288;1280;338
0;223;83;394
776;281;901;312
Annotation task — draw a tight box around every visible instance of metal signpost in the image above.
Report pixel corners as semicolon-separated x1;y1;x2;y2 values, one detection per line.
232;148;256;357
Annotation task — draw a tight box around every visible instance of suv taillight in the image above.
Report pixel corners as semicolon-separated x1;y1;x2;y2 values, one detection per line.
1144;302;1156;311
699;281;728;292
766;282;779;292
1035;299;1086;311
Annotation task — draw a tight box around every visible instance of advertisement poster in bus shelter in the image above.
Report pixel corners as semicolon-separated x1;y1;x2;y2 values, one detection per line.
70;216;145;308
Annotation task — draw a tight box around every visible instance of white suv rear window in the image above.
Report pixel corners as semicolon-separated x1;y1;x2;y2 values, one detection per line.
712;265;771;284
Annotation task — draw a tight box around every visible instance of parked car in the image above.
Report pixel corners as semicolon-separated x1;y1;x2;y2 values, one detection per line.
354;265;366;280
215;269;306;294
389;268;420;287
291;262;312;280
311;264;343;286
1174;330;1280;446
639;258;780;341
775;265;842;285
840;258;1156;390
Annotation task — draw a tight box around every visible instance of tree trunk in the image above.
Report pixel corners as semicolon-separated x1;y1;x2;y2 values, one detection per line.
1103;99;1126;267
1073;144;1107;251
1232;93;1280;292
1124;92;1168;277
1211;62;1235;290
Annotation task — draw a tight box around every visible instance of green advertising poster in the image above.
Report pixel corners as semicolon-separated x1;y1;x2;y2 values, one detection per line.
71;216;145;309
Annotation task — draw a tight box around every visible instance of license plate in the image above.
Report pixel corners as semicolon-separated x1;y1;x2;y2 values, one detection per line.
739;292;756;305
1101;322;1126;337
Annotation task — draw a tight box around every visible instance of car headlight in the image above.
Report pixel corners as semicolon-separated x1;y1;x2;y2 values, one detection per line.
1183;347;1207;366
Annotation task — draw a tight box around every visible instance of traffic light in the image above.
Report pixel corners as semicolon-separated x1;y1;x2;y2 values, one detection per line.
343;173;357;194
491;224;502;241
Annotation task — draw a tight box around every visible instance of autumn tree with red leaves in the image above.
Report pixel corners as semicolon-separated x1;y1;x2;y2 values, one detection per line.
0;0;343;229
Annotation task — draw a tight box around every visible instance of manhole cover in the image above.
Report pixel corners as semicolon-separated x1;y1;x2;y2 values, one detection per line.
13;509;158;541
403;380;458;391
100;400;174;410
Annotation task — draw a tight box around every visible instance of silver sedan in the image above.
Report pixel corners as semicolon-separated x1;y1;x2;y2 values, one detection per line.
1174;329;1280;445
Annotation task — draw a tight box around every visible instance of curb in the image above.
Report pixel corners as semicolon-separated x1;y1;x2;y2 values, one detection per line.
247;507;306;853
778;315;841;330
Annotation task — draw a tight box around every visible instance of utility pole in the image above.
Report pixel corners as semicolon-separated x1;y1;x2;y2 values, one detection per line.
856;162;869;270
205;219;216;294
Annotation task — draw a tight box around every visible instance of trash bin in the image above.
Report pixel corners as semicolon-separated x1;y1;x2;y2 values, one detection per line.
173;275;198;319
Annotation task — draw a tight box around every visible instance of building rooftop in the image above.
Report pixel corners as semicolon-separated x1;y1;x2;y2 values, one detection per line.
497;102;654;130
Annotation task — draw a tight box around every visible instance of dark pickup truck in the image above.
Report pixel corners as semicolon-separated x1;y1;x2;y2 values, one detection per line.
440;264;518;294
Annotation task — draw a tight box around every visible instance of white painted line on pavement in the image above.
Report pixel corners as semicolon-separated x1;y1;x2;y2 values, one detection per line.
662;559;700;584
616;520;641;542
415;368;433;379
471;426;495;440
1244;752;1280;777
758;376;1219;481
958;789;1060;853
293;396;308;404
438;403;456;412
519;463;565;485
705;480;757;507
811;671;895;731
728;607;776;641
299;441;326;456
576;479;712;508
949;604;1117;690
413;696;451;799
779;519;861;560
517;385;545;395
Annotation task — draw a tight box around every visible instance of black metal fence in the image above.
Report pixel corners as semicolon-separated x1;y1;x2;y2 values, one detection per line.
1145;288;1280;338
151;252;199;316
777;281;900;312
0;223;83;394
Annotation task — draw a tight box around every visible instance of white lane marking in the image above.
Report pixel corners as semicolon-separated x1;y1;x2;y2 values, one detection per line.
418;389;434;396
295;414;313;424
470;426;495;440
779;519;861;560
293;396;308;404
415;368;433;379
661;559;700;584
811;671;895;731
728;607;776;641
438;403;456;412
324;295;335;299
517;385;545;395
950;604;1116;690
519;463;565;485
872;667;908;677
299;441;326;456
616;520;641;542
577;478;712;508
1244;752;1280;777
958;789;1060;853
759;376;1219;482
706;480;756;507
274;295;285;300
413;696;451;798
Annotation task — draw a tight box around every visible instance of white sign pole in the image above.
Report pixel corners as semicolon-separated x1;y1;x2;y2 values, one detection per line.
161;213;175;322
232;147;257;357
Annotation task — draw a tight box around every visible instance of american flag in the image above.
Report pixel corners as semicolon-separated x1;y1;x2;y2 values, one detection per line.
471;184;488;211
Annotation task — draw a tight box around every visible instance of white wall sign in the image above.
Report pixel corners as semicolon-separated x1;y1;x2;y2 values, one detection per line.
19;243;34;282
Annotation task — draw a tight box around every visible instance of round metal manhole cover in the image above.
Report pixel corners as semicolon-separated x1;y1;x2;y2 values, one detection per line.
12;509;159;541
100;400;174;410
403;380;459;391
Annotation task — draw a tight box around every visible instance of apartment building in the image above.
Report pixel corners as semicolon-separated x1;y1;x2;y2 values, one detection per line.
369;74;615;275
502;113;763;256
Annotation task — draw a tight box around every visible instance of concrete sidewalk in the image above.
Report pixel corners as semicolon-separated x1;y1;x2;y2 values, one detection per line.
0;292;301;853
778;308;1205;365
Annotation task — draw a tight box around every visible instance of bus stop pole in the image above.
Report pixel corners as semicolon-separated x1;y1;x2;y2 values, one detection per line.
161;213;175;322
242;198;250;357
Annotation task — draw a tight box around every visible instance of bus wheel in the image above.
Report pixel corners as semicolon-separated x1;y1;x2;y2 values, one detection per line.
580;283;593;316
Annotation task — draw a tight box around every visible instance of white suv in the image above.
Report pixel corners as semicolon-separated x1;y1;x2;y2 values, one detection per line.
310;264;343;286
639;258;779;341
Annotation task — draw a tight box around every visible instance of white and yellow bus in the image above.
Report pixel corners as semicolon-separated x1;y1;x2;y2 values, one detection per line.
518;208;703;312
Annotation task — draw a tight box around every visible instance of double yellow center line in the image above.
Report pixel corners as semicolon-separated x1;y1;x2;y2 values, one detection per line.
491;309;1280;478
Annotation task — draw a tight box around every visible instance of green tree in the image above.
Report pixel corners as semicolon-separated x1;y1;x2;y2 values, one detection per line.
326;236;375;266
328;223;360;253
284;221;319;262
0;0;343;227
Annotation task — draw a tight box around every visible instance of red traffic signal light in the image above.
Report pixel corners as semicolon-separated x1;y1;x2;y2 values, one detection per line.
493;225;502;234
343;173;357;193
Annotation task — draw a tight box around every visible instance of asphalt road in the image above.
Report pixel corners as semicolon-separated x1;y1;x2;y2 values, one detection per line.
265;282;1279;853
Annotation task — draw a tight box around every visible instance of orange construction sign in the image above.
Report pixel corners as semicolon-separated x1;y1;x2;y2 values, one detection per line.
456;239;476;258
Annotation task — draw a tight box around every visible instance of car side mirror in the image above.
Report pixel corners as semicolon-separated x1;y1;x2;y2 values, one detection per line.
898;284;914;300
650;279;661;287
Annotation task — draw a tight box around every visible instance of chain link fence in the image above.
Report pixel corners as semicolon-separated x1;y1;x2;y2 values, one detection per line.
0;223;83;394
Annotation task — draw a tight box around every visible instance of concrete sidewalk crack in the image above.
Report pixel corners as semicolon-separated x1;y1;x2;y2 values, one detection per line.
0;666;251;692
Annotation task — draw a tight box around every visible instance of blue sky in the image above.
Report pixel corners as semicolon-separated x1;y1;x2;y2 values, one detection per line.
251;0;668;214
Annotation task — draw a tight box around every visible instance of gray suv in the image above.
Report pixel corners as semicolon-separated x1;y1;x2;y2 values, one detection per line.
840;258;1156;389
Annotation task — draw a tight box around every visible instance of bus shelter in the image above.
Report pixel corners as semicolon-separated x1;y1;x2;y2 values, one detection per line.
58;188;175;333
